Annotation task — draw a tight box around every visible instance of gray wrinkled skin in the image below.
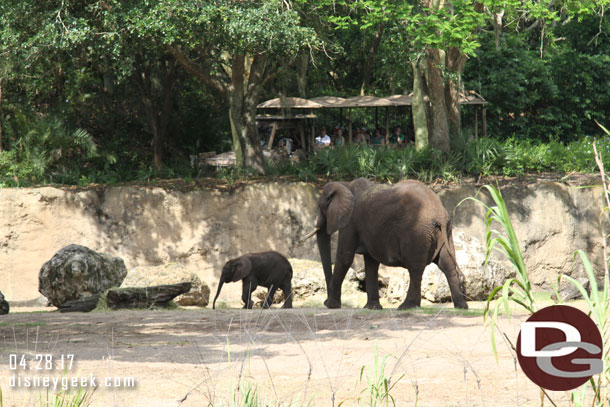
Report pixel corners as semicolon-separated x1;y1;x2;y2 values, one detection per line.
39;244;127;307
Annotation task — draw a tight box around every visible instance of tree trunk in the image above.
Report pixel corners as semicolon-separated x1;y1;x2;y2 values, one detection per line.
445;47;467;139
228;108;245;168
360;23;384;96
243;93;265;173
411;60;429;151
425;48;450;152
296;52;308;98
59;295;100;313
134;56;177;169
105;283;192;309
155;59;176;168
229;54;266;173
493;10;504;51
167;45;267;174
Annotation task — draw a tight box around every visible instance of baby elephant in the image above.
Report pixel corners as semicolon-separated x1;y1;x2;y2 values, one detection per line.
212;251;293;309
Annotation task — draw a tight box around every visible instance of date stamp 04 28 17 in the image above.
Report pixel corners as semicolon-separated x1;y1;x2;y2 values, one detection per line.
7;354;136;390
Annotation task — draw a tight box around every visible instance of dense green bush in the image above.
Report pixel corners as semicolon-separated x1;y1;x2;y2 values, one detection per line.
2;124;610;187
465;21;610;142
263;133;610;183
0;113;100;186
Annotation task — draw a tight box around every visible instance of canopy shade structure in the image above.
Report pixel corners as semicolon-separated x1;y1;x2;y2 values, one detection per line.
256;90;488;146
459;91;487;105
308;96;347;107
257;97;324;109
336;95;395;108
386;94;413;106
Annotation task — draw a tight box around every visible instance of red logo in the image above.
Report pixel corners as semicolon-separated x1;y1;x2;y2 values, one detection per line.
516;305;603;391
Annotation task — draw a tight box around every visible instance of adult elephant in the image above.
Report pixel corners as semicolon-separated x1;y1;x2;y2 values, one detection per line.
305;178;467;310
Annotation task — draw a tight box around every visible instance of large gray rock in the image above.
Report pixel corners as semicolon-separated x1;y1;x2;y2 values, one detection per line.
0;291;9;315
421;231;514;303
121;264;210;307
39;244;127;307
288;259;367;306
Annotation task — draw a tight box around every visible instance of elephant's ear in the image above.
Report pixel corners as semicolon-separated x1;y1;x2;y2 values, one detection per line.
232;256;252;282
319;182;355;235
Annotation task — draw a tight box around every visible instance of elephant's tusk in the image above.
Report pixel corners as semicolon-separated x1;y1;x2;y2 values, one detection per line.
297;227;320;246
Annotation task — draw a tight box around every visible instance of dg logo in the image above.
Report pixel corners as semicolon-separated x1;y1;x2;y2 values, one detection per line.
516;305;604;391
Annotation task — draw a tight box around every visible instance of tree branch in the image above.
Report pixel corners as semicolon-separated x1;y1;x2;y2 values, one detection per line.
167;45;227;94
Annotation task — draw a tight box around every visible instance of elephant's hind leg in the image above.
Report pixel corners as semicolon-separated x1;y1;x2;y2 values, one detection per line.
363;254;382;309
263;285;278;309
436;245;468;309
280;279;293;309
398;265;424;310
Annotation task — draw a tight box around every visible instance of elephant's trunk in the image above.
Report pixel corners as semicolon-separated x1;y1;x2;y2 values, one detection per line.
316;230;333;292
212;280;224;309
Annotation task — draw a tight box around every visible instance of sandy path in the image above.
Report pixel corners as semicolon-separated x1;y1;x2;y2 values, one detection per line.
0;307;570;407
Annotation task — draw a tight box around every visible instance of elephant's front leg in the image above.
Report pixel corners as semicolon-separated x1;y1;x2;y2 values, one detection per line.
242;280;257;309
325;233;357;309
437;246;469;309
398;266;423;310
363;254;382;309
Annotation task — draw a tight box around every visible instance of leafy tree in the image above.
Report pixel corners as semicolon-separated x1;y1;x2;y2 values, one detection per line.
319;0;483;151
141;0;317;173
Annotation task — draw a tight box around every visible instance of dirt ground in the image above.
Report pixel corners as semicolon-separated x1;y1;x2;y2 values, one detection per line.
0;304;572;407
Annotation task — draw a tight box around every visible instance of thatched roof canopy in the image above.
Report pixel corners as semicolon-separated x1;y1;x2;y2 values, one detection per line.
336;95;395;108
308;96;347;107
257;97;324;109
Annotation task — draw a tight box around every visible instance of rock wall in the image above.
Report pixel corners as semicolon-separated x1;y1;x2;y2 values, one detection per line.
439;180;605;288
0;179;606;302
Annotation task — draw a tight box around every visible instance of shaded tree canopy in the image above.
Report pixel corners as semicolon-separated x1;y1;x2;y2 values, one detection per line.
0;0;608;180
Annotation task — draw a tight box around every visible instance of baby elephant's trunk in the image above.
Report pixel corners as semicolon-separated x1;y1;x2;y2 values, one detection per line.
212;280;224;309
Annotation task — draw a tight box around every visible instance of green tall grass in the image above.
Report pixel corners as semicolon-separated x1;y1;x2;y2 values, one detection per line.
355;342;404;407
460;184;536;358
0;386;94;407
466;121;610;406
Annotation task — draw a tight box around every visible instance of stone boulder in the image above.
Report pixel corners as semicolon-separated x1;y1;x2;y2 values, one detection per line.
121;264;210;307
286;259;368;307
253;289;285;306
0;291;9;315
39;244;127;307
420;231;514;303
384;268;410;304
350;231;513;305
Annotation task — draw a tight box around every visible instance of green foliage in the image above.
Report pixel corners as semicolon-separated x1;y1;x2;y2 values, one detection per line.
0;385;95;407
465;20;610;141
357;342;404;407
3;133;610;186
468;124;610;405
0;114;102;186
37;386;94;407
0;0;609;184
262;135;610;186
461;185;536;359
557;250;609;407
